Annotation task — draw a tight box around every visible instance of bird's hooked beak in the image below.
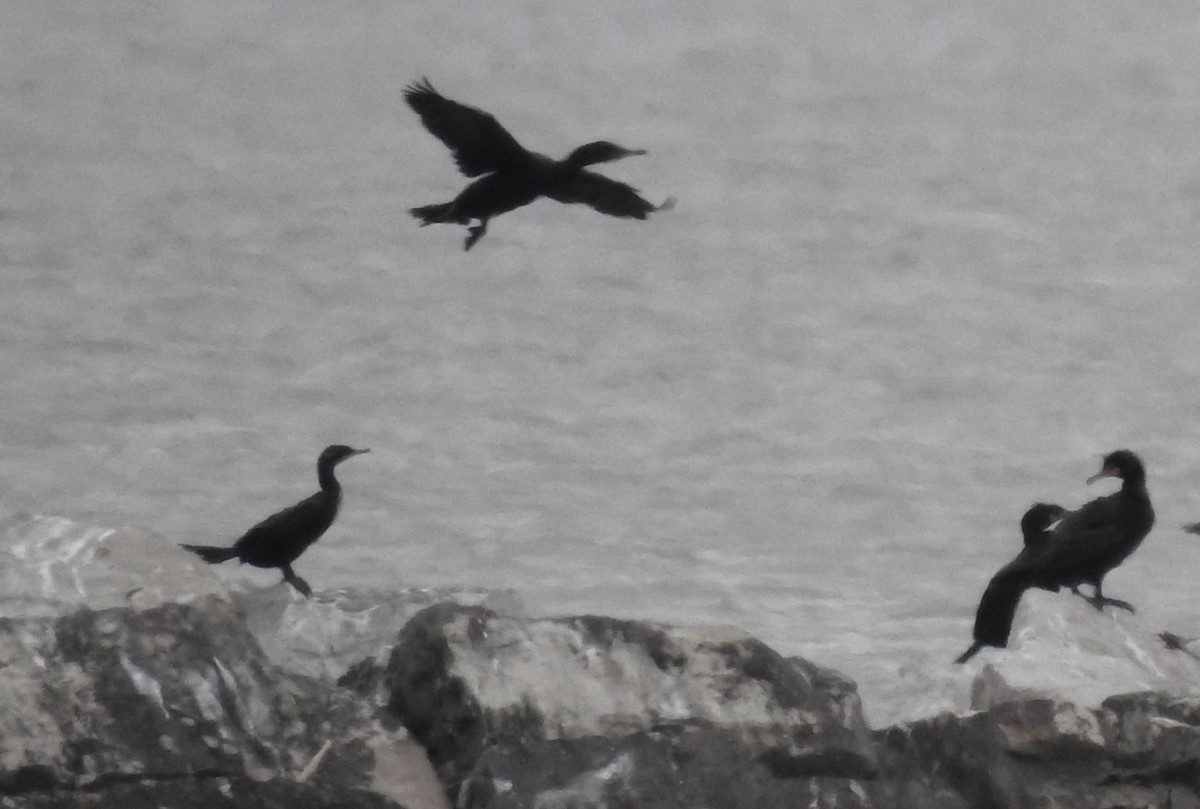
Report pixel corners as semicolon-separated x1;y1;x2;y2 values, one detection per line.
622;147;648;158
1087;465;1118;485
351;448;371;457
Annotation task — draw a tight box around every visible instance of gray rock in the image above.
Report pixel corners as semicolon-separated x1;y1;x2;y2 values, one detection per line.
381;602;879;807
459;729;971;809
877;694;1200;808
4;779;402;809
0;599;423;808
377;600;1200;808
963;590;1200;712
0;511;227;615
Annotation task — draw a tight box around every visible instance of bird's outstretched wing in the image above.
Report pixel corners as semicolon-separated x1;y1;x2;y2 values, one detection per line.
547;171;658;219
403;77;530;177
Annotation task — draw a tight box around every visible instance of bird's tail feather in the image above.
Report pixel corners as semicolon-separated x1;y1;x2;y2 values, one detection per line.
954;641;985;665
410;203;462;226
180;544;239;564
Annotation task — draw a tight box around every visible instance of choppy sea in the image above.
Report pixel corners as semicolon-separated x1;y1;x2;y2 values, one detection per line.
4;0;1200;726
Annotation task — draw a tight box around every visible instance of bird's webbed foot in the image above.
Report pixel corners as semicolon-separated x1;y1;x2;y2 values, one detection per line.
1089;595;1135;613
281;565;313;598
464;221;488;250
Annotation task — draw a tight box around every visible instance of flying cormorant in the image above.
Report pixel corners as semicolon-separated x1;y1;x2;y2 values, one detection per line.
181;444;369;597
403;77;669;250
955;450;1154;663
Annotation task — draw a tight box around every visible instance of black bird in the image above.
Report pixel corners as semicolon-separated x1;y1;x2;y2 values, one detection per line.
954;450;1154;664
954;503;1066;664
403;77;669;250
1049;449;1154;612
181;444;369;597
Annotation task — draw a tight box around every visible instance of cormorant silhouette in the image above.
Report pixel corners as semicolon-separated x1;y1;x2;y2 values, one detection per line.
955;450;1154;664
1050;449;1154;611
181;444;369;597
403;77;669;250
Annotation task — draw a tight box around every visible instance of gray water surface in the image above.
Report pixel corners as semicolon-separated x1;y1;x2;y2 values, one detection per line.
4;0;1200;725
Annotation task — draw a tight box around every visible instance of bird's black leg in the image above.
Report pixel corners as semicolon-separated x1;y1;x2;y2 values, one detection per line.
464;218;488;251
1087;583;1135;613
1090;595;1135;613
281;565;313;598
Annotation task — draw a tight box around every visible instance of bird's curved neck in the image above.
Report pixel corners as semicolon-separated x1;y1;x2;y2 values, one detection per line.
562;153;593;171
1118;474;1148;496
317;463;343;494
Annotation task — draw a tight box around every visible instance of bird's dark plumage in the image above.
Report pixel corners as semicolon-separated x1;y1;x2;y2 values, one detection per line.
1049;449;1154;610
955;450;1154;664
180;444;369;597
954;503;1066;664
1020;501;1064;547
403;77;668;250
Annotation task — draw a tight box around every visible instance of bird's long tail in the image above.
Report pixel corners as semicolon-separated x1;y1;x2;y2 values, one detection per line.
954;641;985;665
180;544;239;565
410;202;462;226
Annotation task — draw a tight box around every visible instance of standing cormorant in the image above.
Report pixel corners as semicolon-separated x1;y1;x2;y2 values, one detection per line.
1049;449;1154;611
954;450;1154;664
181;444;369;597
403;77;669;250
955;503;1066;664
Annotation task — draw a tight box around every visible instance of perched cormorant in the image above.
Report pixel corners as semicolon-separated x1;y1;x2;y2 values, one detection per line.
954;450;1154;664
954;503;1066;664
1049;449;1154;611
181;444;369;597
403;77;669;250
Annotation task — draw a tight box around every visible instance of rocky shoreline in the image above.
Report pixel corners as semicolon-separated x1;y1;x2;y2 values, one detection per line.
5;514;1200;808
4;597;1200;808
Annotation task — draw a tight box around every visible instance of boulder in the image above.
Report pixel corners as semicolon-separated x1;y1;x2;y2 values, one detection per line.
0;599;437;808
963;590;1200;712
877;692;1200;808
3;778;402;809
0;511;225;614
380;602;882;808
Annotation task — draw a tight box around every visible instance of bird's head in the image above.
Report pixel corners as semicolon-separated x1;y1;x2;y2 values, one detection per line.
1086;449;1144;485
319;444;371;467
565;140;647;168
